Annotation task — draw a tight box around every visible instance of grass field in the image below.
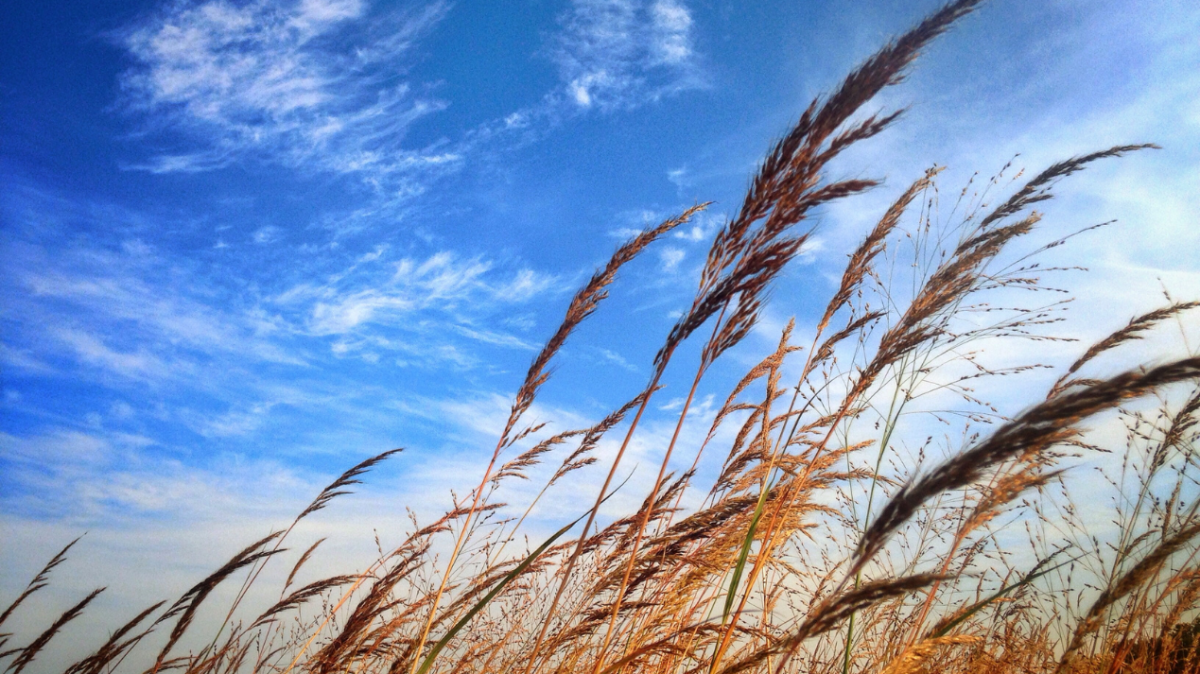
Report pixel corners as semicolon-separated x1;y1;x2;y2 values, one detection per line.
3;1;1199;672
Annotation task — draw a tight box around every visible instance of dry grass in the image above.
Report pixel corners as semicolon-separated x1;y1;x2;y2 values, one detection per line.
4;1;1199;672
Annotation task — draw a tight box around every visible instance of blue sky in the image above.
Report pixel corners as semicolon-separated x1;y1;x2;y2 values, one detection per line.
2;0;1199;661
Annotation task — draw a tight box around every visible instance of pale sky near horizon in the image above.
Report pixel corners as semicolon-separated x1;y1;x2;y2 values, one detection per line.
2;0;1199;668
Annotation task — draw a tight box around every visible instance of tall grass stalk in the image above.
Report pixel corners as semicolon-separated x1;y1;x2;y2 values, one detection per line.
5;2;1200;673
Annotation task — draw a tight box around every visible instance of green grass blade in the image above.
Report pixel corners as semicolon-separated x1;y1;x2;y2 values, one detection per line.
414;519;577;674
710;484;772;674
722;491;768;625
415;473;633;674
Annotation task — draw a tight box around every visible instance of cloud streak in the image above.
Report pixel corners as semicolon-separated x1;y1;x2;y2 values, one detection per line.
0;180;564;472
119;0;455;181
550;0;703;110
275;250;557;349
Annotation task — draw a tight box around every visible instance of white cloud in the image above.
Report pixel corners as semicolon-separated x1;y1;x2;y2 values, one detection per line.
659;245;685;271
498;268;558;301
1;430;113;467
297;252;492;334
0;426;317;528
1;181;569;463
21;255;304;373
110;401;135;419
196;401;279;437
447;324;538;350
269;250;558;364
252;225;282;244
0;343;56;375
118;0;454;182
649;0;693;65
598;347;639;372
54;329;171;382
551;0;703;111
673;209;719;242
308;290;412;334
667;165;689;190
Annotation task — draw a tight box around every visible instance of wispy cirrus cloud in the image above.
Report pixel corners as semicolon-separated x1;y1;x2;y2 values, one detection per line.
52;329;173;383
9;240;555;383
275;249;557;365
12;238;303;376
118;0;455;180
0;426;311;523
551;0;704;110
0;180;564;451
657;245;684;271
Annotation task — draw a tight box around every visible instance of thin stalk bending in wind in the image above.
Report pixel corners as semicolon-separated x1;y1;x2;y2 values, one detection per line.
409;204;706;673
